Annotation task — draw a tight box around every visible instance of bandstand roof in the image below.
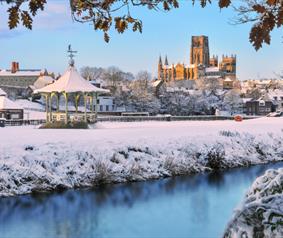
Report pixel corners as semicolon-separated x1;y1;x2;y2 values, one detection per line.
34;66;109;94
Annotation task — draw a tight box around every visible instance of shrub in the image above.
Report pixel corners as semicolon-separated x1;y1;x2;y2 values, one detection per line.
205;144;225;170
39;121;89;129
219;130;240;137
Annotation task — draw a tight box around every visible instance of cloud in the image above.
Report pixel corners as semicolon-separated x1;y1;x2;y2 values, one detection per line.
0;1;73;37
33;2;73;30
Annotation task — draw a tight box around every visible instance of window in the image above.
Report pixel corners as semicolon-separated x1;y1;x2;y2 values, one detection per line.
11;114;19;119
100;105;103;111
106;105;109;111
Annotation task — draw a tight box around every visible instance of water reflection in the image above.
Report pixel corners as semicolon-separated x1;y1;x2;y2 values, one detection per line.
1;162;283;238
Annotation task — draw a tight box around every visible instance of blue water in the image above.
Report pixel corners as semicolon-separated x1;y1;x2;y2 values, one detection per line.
1;162;283;238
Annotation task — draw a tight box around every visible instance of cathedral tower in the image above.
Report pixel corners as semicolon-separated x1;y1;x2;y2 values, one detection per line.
190;36;210;67
158;55;163;81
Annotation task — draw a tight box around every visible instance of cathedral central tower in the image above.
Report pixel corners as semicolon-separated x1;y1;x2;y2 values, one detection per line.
190;35;210;67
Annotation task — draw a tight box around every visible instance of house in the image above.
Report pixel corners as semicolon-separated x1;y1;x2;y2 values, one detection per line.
0;62;52;98
267;89;283;111
246;95;275;116
98;96;116;112
223;77;234;90
0;88;23;119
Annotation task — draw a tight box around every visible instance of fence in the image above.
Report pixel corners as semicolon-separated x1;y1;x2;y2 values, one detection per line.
2;115;258;126
97;115;258;122
4;119;46;126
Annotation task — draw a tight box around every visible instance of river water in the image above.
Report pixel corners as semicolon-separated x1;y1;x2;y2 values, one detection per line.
1;162;283;238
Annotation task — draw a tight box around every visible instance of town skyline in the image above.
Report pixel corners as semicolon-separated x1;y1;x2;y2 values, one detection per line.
0;1;282;80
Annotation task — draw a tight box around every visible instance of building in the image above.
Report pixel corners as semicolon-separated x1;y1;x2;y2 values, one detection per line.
223;78;234;90
0;88;23;120
246;95;275;116
267;89;283;111
98;96;116;112
158;36;236;83
0;62;52;98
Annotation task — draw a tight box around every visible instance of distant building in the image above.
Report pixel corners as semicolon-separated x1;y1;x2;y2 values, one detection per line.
267;89;283;111
97;96;116;112
223;78;234;90
0;62;53;98
246;95;275;116
158;36;236;83
0;88;23;120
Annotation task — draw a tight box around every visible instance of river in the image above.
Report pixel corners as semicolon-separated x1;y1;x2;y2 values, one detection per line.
1;162;283;238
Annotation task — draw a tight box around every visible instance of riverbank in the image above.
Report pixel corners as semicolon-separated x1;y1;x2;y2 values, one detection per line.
1;117;283;197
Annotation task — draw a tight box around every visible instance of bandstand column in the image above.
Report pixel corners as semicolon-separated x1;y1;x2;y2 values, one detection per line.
84;93;87;122
56;93;60;112
64;92;68;124
91;93;94;122
45;93;49;123
49;94;52;122
95;92;98;120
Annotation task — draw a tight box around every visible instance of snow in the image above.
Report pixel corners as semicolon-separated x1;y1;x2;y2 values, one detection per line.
35;66;110;94
224;168;283;237
1;117;283;197
32;75;54;90
0;88;7;96
16;99;45;111
0;70;42;77
0;96;23;110
205;67;219;73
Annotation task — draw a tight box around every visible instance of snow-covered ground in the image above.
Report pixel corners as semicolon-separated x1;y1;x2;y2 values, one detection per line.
1;117;283;197
224;168;283;237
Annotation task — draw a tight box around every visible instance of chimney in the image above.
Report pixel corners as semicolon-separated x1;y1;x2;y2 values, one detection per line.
11;61;19;73
16;62;19;71
11;62;16;73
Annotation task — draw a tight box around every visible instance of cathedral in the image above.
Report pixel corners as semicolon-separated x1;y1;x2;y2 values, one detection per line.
158;36;236;82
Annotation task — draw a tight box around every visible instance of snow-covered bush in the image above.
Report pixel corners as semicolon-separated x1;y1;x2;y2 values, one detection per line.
1;125;283;197
224;168;283;237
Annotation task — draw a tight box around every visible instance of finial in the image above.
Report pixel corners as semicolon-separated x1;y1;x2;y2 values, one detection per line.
67;44;78;67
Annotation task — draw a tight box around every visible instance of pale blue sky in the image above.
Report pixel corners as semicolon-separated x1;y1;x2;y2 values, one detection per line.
0;0;282;79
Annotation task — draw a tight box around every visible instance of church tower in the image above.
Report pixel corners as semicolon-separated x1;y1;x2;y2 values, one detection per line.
158;55;163;81
190;36;210;67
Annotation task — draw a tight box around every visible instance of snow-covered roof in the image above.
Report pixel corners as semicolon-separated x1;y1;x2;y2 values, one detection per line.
268;89;283;98
152;80;163;87
184;64;196;68
32;75;54;90
0;70;42;77
205;67;219;73
34;66;110;94
0;96;23;110
224;77;233;82
0;88;7;96
242;98;252;103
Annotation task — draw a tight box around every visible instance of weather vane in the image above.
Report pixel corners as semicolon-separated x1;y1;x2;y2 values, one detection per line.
67;44;78;66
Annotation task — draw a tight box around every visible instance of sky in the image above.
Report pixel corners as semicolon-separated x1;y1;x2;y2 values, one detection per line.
0;0;282;80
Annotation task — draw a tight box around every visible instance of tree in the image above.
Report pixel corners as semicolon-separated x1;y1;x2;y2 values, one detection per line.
223;89;243;114
80;66;105;81
132;71;151;97
2;0;283;49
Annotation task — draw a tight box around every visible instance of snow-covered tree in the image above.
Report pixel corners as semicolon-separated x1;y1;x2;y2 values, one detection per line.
80;67;105;82
223;90;243;114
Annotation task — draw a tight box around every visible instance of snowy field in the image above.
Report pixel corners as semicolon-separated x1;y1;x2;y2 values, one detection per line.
1;117;283;197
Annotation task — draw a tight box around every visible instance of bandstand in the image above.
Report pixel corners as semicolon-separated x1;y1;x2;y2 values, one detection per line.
34;46;109;124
